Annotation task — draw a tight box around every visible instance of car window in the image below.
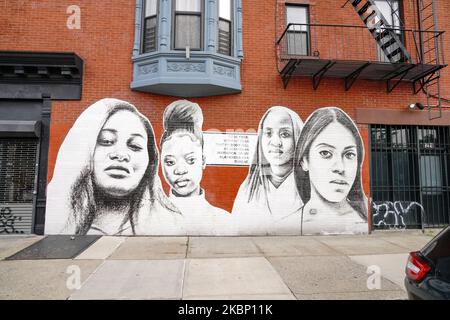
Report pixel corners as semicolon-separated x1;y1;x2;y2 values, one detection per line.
435;257;450;282
422;226;450;262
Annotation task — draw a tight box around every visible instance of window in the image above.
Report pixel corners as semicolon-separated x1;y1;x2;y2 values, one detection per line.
174;0;202;50
218;0;232;56
374;0;401;31
373;0;403;62
143;0;158;53
286;5;309;55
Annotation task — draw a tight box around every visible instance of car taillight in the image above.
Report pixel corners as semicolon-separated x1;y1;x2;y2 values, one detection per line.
406;251;431;282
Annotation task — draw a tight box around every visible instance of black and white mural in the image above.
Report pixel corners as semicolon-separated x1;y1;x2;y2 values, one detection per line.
232;107;304;234
294;107;368;235
45;99;369;236
45;99;178;235
157;100;236;235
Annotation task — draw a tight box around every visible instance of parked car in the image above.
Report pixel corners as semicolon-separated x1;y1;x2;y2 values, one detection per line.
405;225;450;300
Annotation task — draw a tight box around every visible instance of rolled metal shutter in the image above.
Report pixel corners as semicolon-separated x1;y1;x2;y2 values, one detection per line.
0;138;38;234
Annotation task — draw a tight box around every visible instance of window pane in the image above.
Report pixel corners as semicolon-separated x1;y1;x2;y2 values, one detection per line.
374;0;400;27
218;19;231;55
420;155;443;195
219;0;231;20
145;0;157;17
372;126;388;146
143;16;157;53
374;1;402;61
286;6;308;32
390;127;409;148
392;151;414;187
175;15;201;49
392;1;400;28
287;32;308;55
419;128;438;149
176;0;201;12
371;151;390;189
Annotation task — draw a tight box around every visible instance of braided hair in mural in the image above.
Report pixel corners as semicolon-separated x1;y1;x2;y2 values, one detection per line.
158;100;235;235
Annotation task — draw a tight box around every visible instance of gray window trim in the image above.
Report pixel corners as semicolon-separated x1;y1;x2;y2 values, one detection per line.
285;4;311;56
217;0;233;56
172;0;204;51
141;0;160;53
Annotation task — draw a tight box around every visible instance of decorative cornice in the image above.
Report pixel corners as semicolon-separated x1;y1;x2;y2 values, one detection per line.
0;51;83;84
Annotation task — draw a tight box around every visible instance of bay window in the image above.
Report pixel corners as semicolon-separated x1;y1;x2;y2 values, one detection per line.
132;0;244;97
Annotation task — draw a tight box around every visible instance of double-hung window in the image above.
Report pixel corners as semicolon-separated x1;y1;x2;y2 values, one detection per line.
218;0;232;56
286;5;309;56
373;0;403;62
143;0;158;53
174;0;203;50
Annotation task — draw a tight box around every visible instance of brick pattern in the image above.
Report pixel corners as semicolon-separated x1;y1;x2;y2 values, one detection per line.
1;0;449;214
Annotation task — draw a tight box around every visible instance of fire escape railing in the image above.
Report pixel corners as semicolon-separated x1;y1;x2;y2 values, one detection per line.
277;23;444;65
276;23;446;92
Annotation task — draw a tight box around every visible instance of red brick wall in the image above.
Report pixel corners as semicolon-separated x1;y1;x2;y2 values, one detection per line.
1;0;449;213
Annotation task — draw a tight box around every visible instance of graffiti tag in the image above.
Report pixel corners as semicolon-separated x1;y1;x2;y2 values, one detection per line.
372;201;424;229
0;207;24;234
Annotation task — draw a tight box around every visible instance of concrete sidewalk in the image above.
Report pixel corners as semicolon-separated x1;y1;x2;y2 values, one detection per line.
0;230;438;300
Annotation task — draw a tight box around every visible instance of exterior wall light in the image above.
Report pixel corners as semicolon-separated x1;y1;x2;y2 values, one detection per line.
409;102;425;110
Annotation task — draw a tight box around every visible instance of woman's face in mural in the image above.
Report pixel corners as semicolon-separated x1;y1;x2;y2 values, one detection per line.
93;110;149;197
161;133;204;197
261;109;295;169
302;122;358;203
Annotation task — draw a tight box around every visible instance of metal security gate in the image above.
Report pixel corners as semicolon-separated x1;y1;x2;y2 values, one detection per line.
370;125;450;230
0;138;38;234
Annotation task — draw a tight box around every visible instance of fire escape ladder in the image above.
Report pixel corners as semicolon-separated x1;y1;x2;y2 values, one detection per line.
417;0;443;120
351;0;412;63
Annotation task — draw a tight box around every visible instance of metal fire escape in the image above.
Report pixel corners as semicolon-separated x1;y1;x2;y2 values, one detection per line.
351;0;411;64
350;0;444;118
277;0;447;119
416;0;444;119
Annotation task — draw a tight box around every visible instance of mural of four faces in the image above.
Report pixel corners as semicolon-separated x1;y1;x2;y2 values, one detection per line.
45;98;368;236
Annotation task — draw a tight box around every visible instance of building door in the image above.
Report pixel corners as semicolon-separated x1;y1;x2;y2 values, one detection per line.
370;124;450;229
0;138;39;234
